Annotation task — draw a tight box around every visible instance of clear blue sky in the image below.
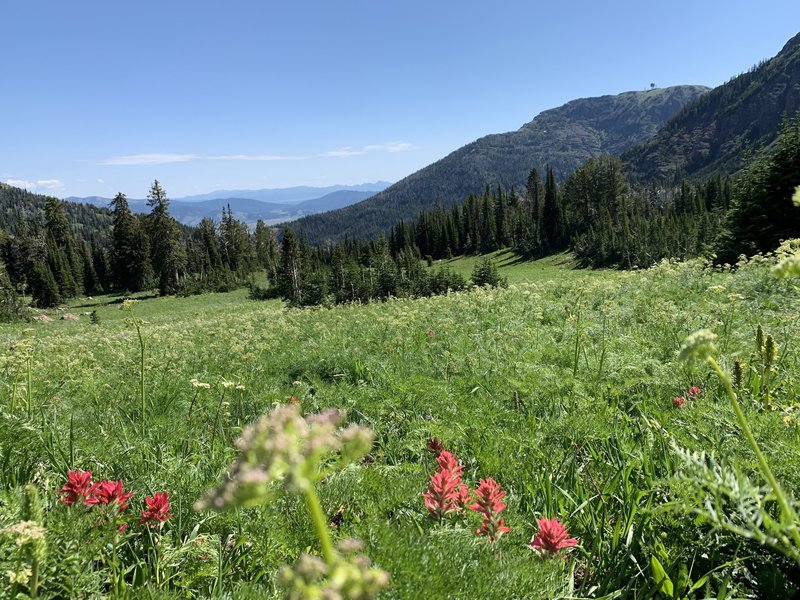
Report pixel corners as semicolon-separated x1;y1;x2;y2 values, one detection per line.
2;1;798;198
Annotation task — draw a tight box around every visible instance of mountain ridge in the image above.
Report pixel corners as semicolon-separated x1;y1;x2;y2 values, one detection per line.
622;32;800;181
288;85;709;244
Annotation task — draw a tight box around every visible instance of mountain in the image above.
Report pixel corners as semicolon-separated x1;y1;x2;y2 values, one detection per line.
288;85;709;244
623;32;800;181
0;183;113;241
171;182;390;203
65;186;384;226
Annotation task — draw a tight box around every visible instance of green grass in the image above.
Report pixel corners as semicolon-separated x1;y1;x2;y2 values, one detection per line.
1;252;800;598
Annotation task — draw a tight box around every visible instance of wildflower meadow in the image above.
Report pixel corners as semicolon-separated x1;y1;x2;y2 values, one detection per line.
1;248;800;598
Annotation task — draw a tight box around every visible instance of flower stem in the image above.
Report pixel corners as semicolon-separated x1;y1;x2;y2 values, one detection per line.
304;485;335;564
135;320;145;431
708;357;800;550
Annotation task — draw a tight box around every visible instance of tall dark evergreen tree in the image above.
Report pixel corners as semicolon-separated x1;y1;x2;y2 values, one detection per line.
541;165;564;252
44;196;83;296
110;193;151;292
145;180;187;294
278;227;305;305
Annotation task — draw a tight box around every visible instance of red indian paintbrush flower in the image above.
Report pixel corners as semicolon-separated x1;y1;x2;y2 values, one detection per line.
140;491;172;526
687;386;702;398
530;517;578;556
85;480;133;512
58;470;94;506
436;450;462;476
423;450;470;518
423;468;463;517
673;396;686;408
469;478;511;542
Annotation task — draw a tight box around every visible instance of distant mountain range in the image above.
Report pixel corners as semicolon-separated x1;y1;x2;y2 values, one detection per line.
289;85;709;243
623;32;800;181
65;183;390;226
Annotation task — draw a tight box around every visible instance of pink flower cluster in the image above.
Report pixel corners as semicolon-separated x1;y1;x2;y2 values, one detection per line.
422;450;471;518
423;446;579;554
470;478;511;543
673;385;702;408
57;469;172;528
529;517;578;556
423;449;511;543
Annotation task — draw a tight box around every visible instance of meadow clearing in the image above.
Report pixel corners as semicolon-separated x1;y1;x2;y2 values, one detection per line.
1;249;800;598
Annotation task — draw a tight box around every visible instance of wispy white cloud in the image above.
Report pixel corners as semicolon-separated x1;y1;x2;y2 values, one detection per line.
365;142;413;153
3;178;64;191
210;154;306;161
320;141;414;158
99;153;200;166
99;142;413;166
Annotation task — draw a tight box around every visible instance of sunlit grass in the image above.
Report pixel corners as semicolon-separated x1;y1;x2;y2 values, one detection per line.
0;251;799;597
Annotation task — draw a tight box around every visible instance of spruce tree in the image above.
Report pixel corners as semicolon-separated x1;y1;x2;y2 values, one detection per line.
110;193;151;292
145;181;187;294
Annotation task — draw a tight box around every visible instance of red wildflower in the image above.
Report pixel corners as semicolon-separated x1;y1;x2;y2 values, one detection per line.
454;482;472;510
436;450;463;477
469;478;511;542
423;450;471;518
530;517;578;556
140;491;172;526
57;469;93;506
687;386;701;398
673;396;686;408
423;468;463;518
85;480;133;512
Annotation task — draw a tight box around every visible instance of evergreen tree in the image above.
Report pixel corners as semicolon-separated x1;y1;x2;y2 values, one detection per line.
541;165;564;252
145;180;187;294
716;115;800;262
110;193;151;292
44;196;83;296
0;258;28;322
278;227;305;305
254;220;280;284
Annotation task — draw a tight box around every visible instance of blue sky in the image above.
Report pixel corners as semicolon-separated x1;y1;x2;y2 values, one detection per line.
2;1;798;199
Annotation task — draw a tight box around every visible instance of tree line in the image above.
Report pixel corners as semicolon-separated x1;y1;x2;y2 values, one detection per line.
0;180;280;312
382;114;800;269
1;114;797;318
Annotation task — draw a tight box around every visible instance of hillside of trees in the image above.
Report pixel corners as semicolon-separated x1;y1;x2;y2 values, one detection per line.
0;181;281;313
623;32;800;182
290;85;709;244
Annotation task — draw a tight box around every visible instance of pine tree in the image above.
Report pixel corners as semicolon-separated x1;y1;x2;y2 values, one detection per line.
145;181;187;294
541;165;564;252
44;196;83;296
716;115;800;262
110;193;151;292
278;227;304;305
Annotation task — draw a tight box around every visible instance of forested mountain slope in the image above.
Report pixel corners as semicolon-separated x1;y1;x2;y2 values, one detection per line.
291;85;708;243
623;32;800;182
0;183;112;241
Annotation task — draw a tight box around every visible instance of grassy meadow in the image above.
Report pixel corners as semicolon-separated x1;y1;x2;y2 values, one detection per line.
2;250;800;598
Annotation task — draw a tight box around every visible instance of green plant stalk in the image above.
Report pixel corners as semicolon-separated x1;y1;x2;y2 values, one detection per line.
30;555;39;599
708;356;800;552
26;355;32;419
134;320;145;429
304;485;335;565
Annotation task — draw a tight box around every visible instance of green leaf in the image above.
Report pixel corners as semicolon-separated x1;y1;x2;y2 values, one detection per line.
650;555;674;597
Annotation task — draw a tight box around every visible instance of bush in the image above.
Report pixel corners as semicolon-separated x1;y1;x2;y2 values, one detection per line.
471;257;507;288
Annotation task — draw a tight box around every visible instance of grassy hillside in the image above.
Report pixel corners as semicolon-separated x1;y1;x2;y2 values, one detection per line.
1;249;799;597
292;86;708;244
